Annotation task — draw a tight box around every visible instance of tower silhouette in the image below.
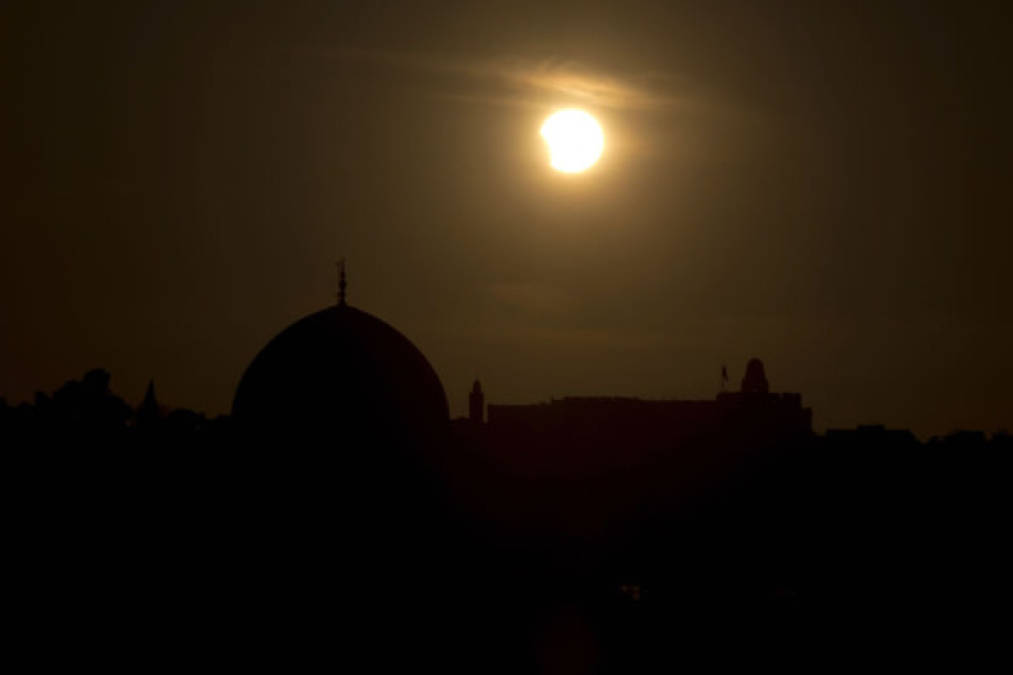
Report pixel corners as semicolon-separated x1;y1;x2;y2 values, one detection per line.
741;358;770;394
469;380;485;424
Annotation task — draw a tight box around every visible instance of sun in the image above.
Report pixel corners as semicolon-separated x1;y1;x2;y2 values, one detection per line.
540;109;604;173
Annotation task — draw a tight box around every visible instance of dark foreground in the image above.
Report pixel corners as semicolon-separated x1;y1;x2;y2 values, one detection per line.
4;378;1011;671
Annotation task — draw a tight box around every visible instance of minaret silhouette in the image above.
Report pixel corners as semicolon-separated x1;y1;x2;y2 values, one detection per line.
469;380;485;424
137;379;160;426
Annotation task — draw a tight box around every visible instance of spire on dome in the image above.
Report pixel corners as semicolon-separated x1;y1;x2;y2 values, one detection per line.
337;259;347;306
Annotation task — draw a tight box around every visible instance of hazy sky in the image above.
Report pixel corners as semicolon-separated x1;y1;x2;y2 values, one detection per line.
3;1;1011;436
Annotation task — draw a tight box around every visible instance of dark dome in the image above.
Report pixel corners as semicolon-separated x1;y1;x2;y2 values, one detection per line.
232;303;448;446
228;304;455;650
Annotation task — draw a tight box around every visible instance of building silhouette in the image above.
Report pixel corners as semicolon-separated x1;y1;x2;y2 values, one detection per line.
468;358;811;478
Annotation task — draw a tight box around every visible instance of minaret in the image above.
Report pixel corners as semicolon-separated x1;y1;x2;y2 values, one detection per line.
469;380;484;424
137;379;160;427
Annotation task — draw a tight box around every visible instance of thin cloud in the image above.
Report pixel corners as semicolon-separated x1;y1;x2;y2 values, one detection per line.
331;48;686;111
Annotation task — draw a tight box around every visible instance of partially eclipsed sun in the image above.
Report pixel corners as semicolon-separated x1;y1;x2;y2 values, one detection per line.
540;109;604;173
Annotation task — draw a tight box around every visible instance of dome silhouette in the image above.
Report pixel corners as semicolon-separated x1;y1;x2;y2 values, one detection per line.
232;302;449;446
228;299;455;647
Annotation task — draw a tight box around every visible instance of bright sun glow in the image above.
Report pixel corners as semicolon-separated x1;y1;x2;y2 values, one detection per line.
540;109;604;173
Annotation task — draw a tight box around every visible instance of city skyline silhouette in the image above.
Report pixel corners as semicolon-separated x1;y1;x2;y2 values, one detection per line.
4;2;1011;438
4;295;1009;670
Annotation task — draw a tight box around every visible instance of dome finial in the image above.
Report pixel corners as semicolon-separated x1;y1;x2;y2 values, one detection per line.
337;258;347;306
